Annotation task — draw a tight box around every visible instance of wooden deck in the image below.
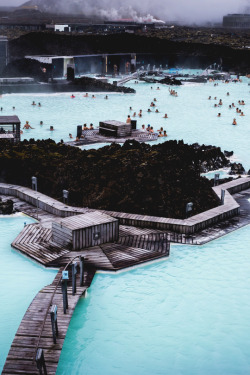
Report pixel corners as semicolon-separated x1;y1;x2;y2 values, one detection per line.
3;181;250;375
2;267;93;375
5;221;171;375
12;224;69;266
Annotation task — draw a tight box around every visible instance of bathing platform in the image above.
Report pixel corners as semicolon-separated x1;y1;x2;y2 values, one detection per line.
1;177;250;374
2;224;170;375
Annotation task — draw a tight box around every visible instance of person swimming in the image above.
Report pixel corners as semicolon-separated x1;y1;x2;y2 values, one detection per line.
141;124;146;131
83;124;89;130
50;126;54;131
157;127;164;132
40;121;43;125
38;103;41;107
132;112;136;117
155;109;159;113
232;118;237;125
71;95;75;99
32;101;36;105
163;130;167;137
158;131;163;137
147;108;151;112
89;123;94;129
104;95;108;99
69;133;73;138
92;95;96;98
23;121;34;129
163;113;168;118
12;107;15;110
84;93;88;97
217;113;221;117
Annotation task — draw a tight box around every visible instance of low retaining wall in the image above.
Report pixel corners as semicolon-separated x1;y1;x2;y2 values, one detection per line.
0;177;249;234
0;183;86;217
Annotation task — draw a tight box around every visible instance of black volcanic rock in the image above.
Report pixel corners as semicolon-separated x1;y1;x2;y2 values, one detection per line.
0;139;231;219
229;162;245;175
72;77;135;93
0;198;14;214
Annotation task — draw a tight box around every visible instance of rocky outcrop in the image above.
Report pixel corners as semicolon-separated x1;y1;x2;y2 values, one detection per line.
0;139;233;219
0;198;14;214
229;163;245;175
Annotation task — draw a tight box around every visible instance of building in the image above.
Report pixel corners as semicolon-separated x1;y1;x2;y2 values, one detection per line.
223;14;250;28
0;36;8;74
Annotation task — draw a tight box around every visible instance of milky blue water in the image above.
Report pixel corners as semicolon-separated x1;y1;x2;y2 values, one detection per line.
57;225;250;375
0;215;57;373
1;75;250;169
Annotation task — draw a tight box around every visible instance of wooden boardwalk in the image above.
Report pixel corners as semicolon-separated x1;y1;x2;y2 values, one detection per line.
12;224;69;266
2;266;95;375
3;183;250;374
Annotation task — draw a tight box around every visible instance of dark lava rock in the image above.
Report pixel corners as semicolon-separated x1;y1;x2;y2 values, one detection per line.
224;150;234;157
0;139;230;219
229;162;245;175
182;77;207;83
158;76;182;85
0;198;14;214
72;76;135;93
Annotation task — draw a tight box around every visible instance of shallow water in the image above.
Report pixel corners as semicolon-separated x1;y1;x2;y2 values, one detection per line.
1;75;250;169
57;225;250;375
0;215;57;372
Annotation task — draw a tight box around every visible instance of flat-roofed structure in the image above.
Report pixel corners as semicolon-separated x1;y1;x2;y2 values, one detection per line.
223;14;250;28
99;120;132;137
52;211;119;249
0;115;21;142
0;35;8;74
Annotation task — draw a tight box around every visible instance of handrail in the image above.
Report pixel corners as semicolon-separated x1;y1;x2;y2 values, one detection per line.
33;255;83;361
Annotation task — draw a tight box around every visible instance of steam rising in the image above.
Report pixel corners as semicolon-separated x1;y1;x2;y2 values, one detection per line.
5;0;250;24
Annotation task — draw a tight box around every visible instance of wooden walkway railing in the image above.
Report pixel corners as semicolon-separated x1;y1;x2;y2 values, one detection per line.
116;232;195;251
2;257;95;375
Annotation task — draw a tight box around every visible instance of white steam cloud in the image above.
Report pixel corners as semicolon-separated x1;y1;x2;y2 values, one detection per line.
4;0;250;24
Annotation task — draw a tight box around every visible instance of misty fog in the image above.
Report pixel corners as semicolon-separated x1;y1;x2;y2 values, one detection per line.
2;0;250;24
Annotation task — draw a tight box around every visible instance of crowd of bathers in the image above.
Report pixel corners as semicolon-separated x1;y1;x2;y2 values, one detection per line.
126;95;170;137
208;81;246;126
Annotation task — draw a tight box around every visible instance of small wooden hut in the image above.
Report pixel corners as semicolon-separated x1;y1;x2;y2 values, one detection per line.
0;115;21;143
52;211;119;250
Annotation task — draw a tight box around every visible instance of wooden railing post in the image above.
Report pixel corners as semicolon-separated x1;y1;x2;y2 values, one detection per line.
61;271;69;314
79;256;84;287
72;262;77;295
50;305;58;344
36;348;47;375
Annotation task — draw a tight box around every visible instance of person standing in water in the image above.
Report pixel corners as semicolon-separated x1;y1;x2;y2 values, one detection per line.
23;121;34;129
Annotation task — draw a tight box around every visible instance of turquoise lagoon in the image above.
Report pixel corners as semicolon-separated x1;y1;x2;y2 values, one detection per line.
0;76;250;169
0;215;57;372
57;225;250;375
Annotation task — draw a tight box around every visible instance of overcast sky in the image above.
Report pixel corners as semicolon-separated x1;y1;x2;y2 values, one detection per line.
1;0;249;24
